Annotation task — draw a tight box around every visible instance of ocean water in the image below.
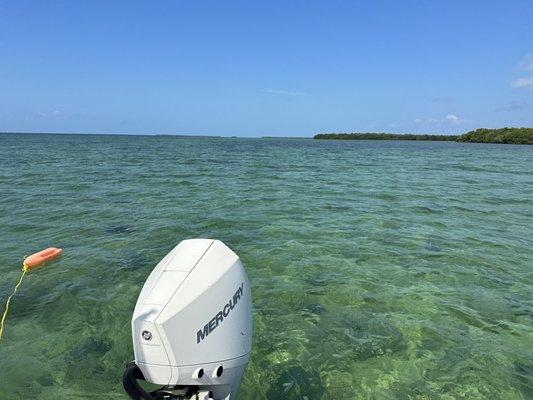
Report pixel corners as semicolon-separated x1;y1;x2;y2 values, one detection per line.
0;133;531;400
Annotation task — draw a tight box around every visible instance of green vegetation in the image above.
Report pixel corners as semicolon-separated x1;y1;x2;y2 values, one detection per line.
313;132;458;141
314;128;533;144
456;128;533;144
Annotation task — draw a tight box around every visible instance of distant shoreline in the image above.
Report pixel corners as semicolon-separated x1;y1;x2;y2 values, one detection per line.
2;128;532;144
314;133;457;141
0;131;223;138
315;128;533;145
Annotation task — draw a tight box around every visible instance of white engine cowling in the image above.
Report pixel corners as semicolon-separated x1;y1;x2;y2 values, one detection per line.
131;239;253;399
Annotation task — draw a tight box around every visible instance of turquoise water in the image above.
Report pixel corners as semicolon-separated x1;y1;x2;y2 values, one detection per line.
0;133;531;399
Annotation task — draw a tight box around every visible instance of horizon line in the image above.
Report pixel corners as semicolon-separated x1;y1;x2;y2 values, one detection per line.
0;130;464;138
0;131;312;138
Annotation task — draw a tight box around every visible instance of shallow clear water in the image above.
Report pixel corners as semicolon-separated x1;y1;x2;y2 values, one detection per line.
0;133;531;399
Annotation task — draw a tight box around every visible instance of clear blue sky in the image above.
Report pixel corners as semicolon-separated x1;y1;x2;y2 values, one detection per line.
1;1;532;136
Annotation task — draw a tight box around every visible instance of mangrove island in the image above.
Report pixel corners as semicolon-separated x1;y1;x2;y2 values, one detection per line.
314;127;533;145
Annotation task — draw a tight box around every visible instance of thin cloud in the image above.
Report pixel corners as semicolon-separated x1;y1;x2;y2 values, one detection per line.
264;89;307;96
517;54;533;71
25;110;68;121
415;114;463;124
511;76;533;90
511;55;533;90
37;110;63;118
446;113;459;122
430;96;455;103
495;101;531;112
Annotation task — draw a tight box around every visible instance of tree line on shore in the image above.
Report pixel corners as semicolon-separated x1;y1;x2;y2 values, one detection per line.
314;127;533;144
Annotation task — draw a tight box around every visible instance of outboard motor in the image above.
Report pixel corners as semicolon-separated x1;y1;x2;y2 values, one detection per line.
123;239;253;400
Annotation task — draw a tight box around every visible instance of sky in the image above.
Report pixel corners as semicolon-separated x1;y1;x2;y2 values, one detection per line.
1;0;532;136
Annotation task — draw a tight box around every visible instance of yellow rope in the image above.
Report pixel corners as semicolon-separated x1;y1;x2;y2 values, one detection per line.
0;263;29;340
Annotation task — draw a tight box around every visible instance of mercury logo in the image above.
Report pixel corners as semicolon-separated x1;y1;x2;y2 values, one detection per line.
196;283;244;344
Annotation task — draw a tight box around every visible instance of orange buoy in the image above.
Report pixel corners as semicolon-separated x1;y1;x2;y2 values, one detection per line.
23;247;62;269
0;247;63;340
